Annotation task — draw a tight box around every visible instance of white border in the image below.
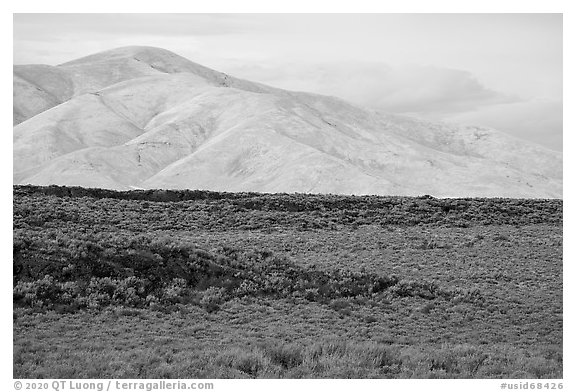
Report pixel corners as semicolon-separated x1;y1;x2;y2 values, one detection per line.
4;2;572;391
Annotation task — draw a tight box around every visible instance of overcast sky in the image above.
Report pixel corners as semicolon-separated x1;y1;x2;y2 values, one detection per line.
13;13;563;151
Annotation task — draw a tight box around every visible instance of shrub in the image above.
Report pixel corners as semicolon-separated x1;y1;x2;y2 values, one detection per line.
363;315;378;323
14;275;63;308
263;343;304;369
329;298;351;311
162;278;189;303
214;348;270;377
200;287;227;313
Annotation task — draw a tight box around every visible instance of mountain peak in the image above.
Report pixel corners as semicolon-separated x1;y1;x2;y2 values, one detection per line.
59;46;184;66
56;45;255;89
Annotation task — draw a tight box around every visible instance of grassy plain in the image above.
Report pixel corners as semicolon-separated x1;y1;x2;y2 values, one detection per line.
13;186;563;378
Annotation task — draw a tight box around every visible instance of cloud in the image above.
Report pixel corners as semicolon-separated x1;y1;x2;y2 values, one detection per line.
225;62;518;114
224;62;560;151
13;14;260;65
14;14;253;41
445;99;562;151
13;36;205;66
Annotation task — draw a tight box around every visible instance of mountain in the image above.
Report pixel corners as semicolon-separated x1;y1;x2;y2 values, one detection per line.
13;46;562;198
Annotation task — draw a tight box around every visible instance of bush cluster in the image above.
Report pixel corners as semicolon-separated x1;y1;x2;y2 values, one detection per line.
13;275;230;313
13;230;475;313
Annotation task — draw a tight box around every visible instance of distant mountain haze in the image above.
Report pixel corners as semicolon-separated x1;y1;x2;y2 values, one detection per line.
13;46;562;198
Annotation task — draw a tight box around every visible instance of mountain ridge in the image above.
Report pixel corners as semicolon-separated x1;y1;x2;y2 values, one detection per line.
13;46;562;198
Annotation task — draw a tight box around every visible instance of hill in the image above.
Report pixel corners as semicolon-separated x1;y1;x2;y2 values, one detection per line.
13;46;562;198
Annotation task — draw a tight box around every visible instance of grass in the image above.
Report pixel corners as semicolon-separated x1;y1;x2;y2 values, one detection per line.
13;300;562;378
13;186;563;378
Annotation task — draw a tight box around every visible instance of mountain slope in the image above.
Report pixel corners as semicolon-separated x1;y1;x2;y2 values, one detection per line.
13;46;562;198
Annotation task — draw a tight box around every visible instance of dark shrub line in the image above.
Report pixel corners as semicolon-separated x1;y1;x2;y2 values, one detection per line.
13;233;478;313
14;185;562;229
